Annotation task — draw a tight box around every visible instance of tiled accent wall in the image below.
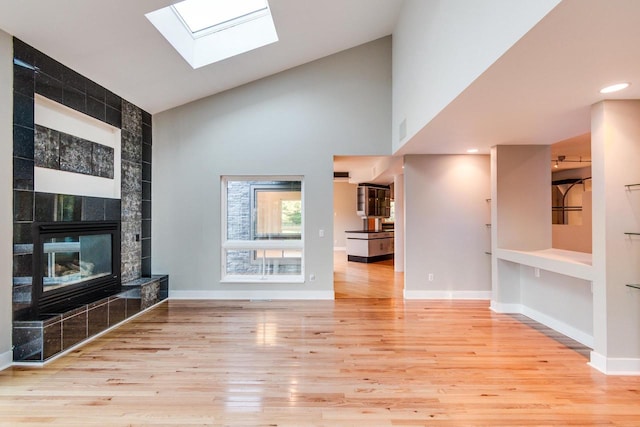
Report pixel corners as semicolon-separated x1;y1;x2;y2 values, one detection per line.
12;38;152;319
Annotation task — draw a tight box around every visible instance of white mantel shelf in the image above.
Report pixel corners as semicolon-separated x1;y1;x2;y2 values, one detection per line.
495;248;593;281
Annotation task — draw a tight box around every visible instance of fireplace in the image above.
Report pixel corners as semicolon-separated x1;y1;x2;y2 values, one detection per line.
32;221;121;315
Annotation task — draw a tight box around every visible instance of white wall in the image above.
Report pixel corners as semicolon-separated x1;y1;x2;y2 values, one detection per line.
404;155;491;299
591;100;640;373
333;181;362;249
153;37;392;299
0;29;13;368
392;0;560;152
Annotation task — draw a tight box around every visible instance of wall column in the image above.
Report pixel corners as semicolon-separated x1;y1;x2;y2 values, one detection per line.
393;173;404;273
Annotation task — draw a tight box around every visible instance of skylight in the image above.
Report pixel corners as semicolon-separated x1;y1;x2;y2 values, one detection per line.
172;0;268;35
146;0;278;69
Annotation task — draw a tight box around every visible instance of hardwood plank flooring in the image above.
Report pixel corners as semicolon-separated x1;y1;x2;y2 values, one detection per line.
334;250;403;299
2;297;640;426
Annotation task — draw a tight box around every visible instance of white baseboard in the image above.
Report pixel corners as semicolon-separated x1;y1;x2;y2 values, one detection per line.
490;302;594;348
0;349;12;371
589;351;640;375
404;290;491;300
170;289;335;300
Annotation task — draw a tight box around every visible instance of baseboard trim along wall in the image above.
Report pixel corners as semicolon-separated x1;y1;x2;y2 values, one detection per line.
169;290;335;300
404;290;491;300
490;301;594;348
589;351;640;375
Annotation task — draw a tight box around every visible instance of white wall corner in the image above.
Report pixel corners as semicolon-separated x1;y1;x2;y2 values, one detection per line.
404;290;491;300
589;351;640;376
0;350;13;371
169;290;335;300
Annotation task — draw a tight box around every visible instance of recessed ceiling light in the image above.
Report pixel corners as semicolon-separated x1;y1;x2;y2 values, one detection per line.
466;148;479;154
600;82;630;94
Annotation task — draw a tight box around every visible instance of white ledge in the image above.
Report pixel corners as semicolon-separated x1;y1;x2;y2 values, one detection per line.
495;248;593;281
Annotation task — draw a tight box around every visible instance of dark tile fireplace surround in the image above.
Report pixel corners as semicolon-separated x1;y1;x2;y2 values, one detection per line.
11;39;167;363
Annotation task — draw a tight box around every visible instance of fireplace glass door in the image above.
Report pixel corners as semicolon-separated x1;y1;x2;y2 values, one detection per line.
42;233;113;292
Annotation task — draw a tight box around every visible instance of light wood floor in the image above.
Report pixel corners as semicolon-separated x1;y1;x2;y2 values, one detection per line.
334;250;403;299
1;262;640;425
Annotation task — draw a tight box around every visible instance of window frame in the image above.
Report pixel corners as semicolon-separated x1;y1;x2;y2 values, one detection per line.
221;175;304;283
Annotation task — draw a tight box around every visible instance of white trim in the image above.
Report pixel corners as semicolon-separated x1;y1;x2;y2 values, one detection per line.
0;350;12;371
521;305;593;348
404;290;491;300
589;351;640;375
170;289;334;300
489;302;594;348
490;301;522;313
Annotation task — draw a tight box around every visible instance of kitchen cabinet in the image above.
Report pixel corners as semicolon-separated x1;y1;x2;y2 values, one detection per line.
345;230;394;263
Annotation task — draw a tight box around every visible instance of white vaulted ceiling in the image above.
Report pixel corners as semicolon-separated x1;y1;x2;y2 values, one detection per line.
0;0;403;114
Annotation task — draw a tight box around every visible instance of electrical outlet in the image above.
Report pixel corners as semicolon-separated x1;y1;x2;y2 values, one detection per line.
309;273;316;281
534;268;540;278
428;273;434;281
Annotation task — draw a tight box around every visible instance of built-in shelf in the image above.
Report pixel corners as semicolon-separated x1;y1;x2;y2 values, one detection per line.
495;248;592;281
485;198;491;202
484;251;492;255
626;284;640;290
624;232;640;236
624;184;640;189
485;224;491;227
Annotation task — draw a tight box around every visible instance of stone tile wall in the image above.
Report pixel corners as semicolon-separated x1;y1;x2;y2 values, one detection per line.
11;38;152;319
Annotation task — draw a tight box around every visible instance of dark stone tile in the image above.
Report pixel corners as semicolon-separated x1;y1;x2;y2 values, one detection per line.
142;219;151;239
13;253;32;277
141;256;152;278
105;90;121;111
63;86;86;114
13;222;33;245
60;133;92;175
13;92;34;129
12;326;42;361
140;280;159;310
62;310;87;350
33;52;64;81
142;142;152;163
108;297;126;326
92;143;114;179
86;80;105;103
105;106;121;128
121;192;141;222
14;125;34;160
34;124;60;169
56;194;82;221
35;192;56;222
43;321;63;360
12;283;32;305
14;64;35;98
62;68;86;92
82;196;105;221
13;38;35;69
105;198;121;221
142;200;151;220
121;130;142;163
121;221;142;254
35;73;63;104
121;247;142;283
142;181;151;201
126;295;141;317
14;190;33;221
122;100;142;134
142;124;152;146
142;161;151;182
88;302;109;336
121;161;142;194
13;157;34;190
86;96;106;122
142;110;152;127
